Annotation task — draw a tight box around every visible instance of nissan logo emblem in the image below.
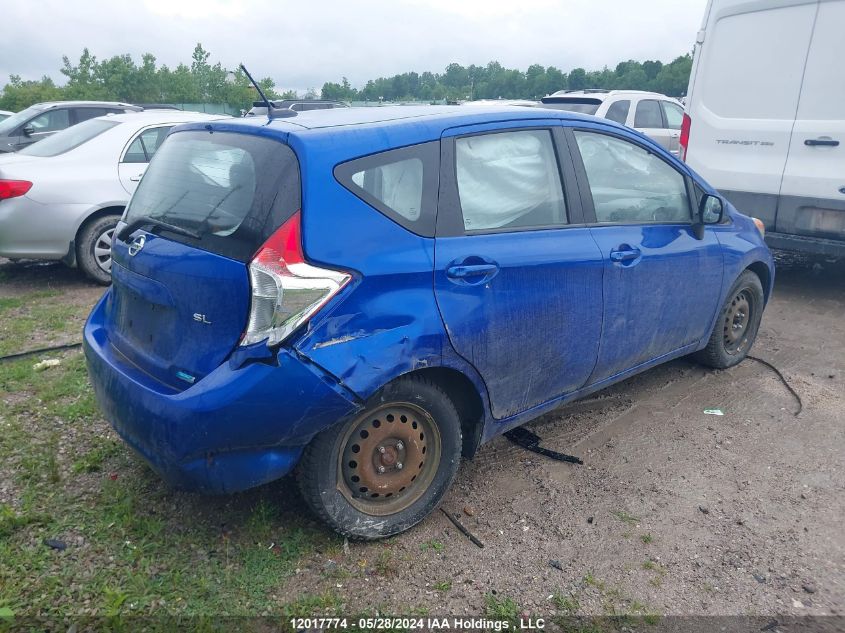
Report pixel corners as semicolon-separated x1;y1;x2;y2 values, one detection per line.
128;235;146;256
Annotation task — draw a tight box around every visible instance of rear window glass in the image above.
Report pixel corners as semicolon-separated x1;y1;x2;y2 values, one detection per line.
18;118;118;157
604;100;630;124
539;98;601;115
335;141;439;237
123;130;300;262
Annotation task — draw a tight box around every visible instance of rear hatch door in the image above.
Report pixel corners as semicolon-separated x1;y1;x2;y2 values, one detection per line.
105;127;301;389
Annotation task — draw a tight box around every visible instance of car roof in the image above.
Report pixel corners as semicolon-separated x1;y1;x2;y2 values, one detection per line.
545;90;677;102
102;110;229;125
208;105;603;132
29;100;141;110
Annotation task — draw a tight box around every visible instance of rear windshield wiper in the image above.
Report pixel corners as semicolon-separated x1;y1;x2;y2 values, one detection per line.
117;216;201;243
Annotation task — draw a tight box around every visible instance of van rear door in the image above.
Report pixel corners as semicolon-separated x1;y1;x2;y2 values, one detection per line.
107;128;300;389
683;1;817;228
776;0;845;243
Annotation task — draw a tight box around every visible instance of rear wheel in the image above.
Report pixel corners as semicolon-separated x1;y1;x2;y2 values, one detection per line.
695;270;764;369
297;376;462;539
77;214;121;285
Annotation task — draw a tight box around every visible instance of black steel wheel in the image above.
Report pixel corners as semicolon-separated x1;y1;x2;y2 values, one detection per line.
695;270;764;369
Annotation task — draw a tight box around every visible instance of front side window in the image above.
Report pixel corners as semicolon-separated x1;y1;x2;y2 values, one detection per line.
661;101;684;130
604;100;630;125
633;99;663;128
122;127;173;164
455;129;566;231
573;131;690;224
335;141;438;236
27;108;70;134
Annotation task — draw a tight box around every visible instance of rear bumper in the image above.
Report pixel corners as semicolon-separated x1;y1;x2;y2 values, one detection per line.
766;232;845;258
0;197;86;260
83;292;362;494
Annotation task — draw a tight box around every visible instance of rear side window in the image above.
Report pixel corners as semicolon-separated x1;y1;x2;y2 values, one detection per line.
75;108;110;123
123;130;300;262
335;142;439;237
455;129;566;231
634;100;663;128
122;127;172;163
605;100;630;125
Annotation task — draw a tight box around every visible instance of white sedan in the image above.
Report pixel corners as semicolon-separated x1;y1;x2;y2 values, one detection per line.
0;110;225;283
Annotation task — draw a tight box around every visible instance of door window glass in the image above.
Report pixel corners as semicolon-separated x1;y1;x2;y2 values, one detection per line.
661;102;684;130
27;109;70;133
605;100;630;125
123;127;173;163
75;108;110;123
455;129;566;231
633;100;663;128
574;131;691;223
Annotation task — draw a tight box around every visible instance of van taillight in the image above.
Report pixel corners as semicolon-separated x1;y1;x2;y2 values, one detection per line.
0;179;33;200
679;113;692;161
241;211;351;347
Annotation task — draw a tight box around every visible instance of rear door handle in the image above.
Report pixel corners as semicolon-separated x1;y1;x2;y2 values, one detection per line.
129;174;144;182
609;248;641;262
805;138;839;147
446;263;499;279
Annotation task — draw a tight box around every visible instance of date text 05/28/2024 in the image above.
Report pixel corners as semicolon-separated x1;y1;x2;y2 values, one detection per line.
288;617;546;630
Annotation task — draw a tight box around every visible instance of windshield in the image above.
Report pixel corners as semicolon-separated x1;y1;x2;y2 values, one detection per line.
18;118;119;157
0;105;43;135
123;130;301;262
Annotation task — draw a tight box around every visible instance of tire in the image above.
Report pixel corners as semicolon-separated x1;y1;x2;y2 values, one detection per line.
76;214;121;285
297;376;462;540
695;270;764;369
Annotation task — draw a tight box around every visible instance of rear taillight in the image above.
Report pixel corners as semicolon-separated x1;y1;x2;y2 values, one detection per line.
241;210;351;347
679;113;692;161
0;179;33;200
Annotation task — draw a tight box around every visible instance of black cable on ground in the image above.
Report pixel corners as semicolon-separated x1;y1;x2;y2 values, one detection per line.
0;342;83;363
746;354;803;417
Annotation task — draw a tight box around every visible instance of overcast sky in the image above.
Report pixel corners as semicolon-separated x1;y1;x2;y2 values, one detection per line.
1;0;707;92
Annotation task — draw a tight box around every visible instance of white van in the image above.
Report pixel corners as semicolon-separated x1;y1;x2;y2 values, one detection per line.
682;0;845;257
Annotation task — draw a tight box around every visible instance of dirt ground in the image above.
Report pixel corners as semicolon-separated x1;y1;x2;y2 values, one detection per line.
1;253;843;620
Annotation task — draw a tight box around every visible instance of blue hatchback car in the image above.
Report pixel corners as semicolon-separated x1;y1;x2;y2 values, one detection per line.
84;105;774;539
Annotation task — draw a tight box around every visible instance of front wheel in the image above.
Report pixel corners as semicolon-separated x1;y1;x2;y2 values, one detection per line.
695;270;764;369
297;376;462;539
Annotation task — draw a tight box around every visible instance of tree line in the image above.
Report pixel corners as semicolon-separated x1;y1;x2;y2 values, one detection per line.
0;45;692;112
322;56;692;102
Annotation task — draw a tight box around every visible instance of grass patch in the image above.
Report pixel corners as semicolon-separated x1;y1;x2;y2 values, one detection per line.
640;533;653;544
611;510;640;526
433;580;451;592
420;539;444;552
553;592;579;615
484;594;521;629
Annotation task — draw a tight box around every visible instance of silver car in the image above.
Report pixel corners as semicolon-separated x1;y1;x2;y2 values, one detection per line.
538;90;686;155
0;110;225;283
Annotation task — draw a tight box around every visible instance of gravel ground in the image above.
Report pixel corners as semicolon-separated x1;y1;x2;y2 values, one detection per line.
1;253;842;620
287;252;845;618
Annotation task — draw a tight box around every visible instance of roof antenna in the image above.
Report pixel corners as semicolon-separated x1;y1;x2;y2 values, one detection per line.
239;63;296;119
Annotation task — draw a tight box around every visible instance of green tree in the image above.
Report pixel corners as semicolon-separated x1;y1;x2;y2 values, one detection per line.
0;75;62;111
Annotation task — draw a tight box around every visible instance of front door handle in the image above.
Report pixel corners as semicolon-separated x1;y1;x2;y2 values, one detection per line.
446;263;499;279
610;248;641;263
805;138;839;147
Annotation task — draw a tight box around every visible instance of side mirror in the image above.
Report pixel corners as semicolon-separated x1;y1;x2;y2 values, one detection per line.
693;194;724;239
699;194;724;224
22;125;34;137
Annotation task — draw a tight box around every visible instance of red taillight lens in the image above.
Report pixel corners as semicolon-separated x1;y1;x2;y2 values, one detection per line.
679;113;692;161
241;210;351;347
0;179;33;200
